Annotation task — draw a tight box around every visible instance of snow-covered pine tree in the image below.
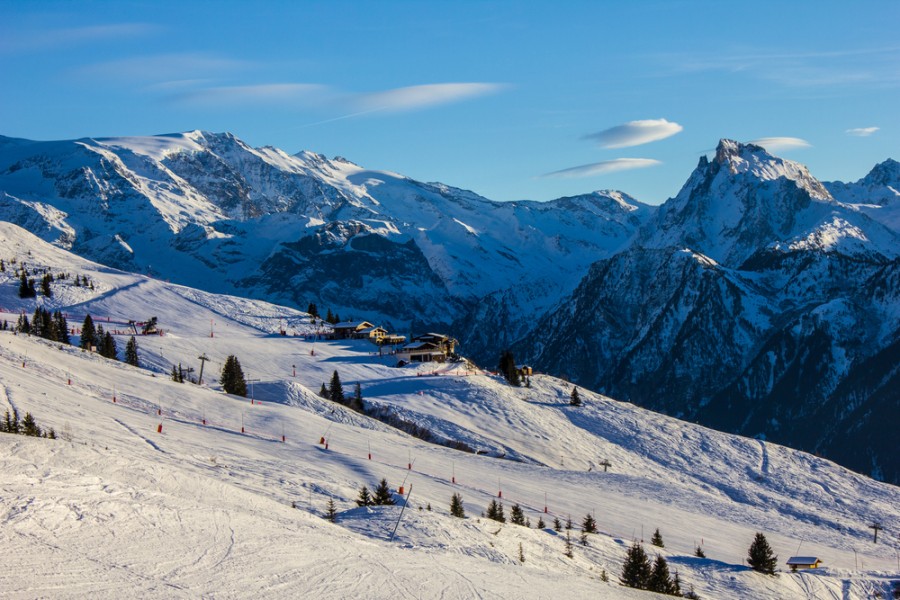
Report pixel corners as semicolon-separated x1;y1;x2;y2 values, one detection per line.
372;478;394;505
651;527;665;547
747;532;778;575
620;541;652;590
450;493;465;518
536;516;545;529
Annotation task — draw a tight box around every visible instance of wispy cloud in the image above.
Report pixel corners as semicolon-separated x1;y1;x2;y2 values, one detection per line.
542;158;661;179
659;46;900;90
0;23;159;53
75;53;254;84
749;137;812;152
846;127;879;137
174;83;333;108
583;119;683;149
354;83;505;112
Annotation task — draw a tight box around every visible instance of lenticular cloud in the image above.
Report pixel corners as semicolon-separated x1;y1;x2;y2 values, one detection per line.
584;118;683;149
542;158;661;179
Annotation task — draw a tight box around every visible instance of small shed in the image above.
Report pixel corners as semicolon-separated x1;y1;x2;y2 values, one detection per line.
786;557;823;570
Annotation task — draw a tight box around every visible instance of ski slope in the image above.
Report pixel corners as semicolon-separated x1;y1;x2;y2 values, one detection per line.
1;223;898;599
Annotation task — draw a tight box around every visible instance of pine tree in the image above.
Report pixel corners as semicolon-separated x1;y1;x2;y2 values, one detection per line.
648;554;673;593
565;515;573;530
18;270;36;298
620;541;652;590
486;499;506;523
54;311;69;344
319;383;329;398
600;569;609;582
16;313;30;334
325;498;337;522
31;308;44;338
356;485;373;507
671;570;683;597
450;492;465;518
651;527;665;548
329;370;344;404
684;584;701;599
536;516;545;529
101;331;118;360
21;412;41;437
564;530;574;558
306;302;318;318
510;503;525;525
747;532;778;575
349;382;364;412
582;513;598;534
498;350;521;386
171;365;181;382
325;308;334;323
694;545;706;558
125;336;139;366
220;355;247;396
80;315;96;350
372;478;394;505
518;542;525;563
570;386;582;407
553;517;562;532
4;409;19;434
40;273;52;297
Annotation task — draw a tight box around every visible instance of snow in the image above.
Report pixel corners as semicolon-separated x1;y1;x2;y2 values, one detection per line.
0;222;898;599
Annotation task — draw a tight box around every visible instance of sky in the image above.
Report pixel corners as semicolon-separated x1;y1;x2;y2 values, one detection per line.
1;0;898;204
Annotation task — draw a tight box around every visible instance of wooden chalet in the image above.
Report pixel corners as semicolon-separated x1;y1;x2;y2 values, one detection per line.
786;557;823;570
331;321;375;339
411;333;458;355
396;341;446;363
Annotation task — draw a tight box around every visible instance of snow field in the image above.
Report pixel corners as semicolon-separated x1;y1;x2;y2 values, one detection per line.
1;225;898;599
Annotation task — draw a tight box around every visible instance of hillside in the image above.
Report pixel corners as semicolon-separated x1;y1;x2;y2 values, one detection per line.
1;132;898;485
1;223;898;599
517;141;900;484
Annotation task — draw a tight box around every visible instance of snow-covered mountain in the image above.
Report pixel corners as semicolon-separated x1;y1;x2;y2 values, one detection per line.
1;223;898;599
517;140;900;484
1;132;897;485
0;131;650;331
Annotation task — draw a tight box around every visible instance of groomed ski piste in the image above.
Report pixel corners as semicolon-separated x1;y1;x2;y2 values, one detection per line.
1;222;898;599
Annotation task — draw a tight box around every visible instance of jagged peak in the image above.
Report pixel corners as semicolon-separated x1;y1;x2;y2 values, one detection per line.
860;158;900;187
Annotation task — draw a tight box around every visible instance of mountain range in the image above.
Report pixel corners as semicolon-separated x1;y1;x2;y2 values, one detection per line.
0;131;897;484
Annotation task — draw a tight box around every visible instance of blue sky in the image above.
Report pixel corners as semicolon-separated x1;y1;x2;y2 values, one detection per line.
2;0;898;204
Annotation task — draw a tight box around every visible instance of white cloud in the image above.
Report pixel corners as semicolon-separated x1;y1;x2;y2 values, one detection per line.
846;127;879;137
584;119;683;148
0;23;159;53
542;158;662;179
749;137;812;152
174;83;333;108
354;83;505;112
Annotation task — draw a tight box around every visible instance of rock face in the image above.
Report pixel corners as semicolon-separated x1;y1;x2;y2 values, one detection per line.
1;132;897;483
516;141;899;484
0;131;650;331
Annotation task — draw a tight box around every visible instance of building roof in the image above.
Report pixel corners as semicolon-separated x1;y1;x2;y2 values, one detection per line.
786;557;822;565
402;341;439;351
333;321;374;330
